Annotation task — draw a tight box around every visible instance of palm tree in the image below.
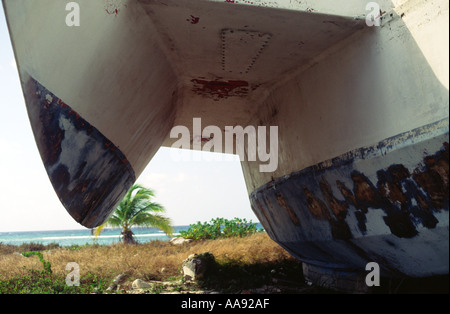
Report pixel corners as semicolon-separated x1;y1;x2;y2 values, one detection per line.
95;184;173;244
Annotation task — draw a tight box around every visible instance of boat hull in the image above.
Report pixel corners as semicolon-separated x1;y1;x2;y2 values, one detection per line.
3;0;449;286
250;119;449;277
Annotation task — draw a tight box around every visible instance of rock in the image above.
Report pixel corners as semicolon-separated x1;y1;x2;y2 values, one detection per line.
132;279;152;289
170;237;193;245
182;252;215;281
126;278;222;294
107;272;129;291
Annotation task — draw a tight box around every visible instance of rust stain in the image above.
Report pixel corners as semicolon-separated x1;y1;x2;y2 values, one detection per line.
337;179;367;233
376;164;436;235
187;15;200;24
336;180;357;207
304;179;352;239
191;79;249;101
351;171;382;212
302;144;449;239
276;193;300;226
105;8;119;16
353;169;418;238
320;177;348;220
377;164;409;208
250;132;448;240
302;186;329;220
105;0;125;16
413;143;449;209
303;150;447;239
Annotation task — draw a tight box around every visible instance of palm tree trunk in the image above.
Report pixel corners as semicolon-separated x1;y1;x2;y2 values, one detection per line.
121;228;137;245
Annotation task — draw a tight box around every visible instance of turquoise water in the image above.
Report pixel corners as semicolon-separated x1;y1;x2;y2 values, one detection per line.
0;226;190;247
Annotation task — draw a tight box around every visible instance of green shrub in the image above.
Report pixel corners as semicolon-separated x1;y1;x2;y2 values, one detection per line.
180;218;262;240
0;269;107;294
22;251;52;274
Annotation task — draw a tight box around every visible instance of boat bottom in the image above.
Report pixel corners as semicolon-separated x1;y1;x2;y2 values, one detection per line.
24;77;136;228
302;263;372;293
302;262;450;293
249;118;449;279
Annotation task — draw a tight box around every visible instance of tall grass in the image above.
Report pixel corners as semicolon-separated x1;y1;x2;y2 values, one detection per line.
0;233;299;293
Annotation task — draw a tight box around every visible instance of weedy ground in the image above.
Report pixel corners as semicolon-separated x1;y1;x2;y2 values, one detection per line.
0;233;448;294
0;233;319;294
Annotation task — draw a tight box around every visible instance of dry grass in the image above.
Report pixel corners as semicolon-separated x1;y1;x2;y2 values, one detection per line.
3;234;445;294
0;233;296;284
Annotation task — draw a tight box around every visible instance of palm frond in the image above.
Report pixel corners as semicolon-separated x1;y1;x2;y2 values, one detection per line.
131;213;174;237
101;183;174;242
106;215;123;228
93;224;106;239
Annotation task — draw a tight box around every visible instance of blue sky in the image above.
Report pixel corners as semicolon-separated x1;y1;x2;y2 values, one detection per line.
0;5;257;232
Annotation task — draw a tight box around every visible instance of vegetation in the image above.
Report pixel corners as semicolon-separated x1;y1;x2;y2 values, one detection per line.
0;268;108;294
21;251;52;274
95;184;173;244
179;217;263;240
0;233;301;294
0;242;60;255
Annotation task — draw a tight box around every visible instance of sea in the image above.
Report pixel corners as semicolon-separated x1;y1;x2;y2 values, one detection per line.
0;223;264;247
0;226;191;247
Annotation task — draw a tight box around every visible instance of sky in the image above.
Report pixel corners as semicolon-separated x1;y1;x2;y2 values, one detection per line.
0;5;258;232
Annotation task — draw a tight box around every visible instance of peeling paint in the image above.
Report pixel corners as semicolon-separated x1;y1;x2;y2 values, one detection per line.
224;0;280;8
30;78;135;228
276;193;300;226
413;143;449;209
105;0;125;16
302;185;329;220
320;177;348;220
249;119;449;274
253;139;448;239
105;8;119;16
186;15;200;24
191;78;249;100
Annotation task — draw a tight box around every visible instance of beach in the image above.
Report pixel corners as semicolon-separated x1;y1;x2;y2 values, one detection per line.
0;226;190;247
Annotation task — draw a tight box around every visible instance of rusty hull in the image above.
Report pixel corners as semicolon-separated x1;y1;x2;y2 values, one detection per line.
250;119;449;277
25;78;136;228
